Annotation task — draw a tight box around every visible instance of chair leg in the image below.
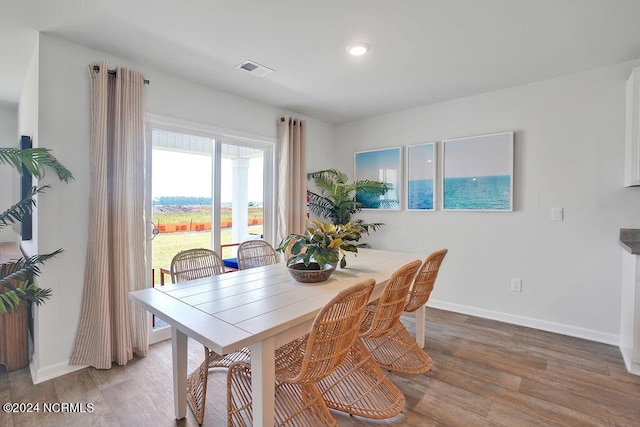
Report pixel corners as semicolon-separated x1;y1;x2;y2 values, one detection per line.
316;339;405;419
227;362;338;427
273;382;338;426
187;346;211;425
187;346;251;425
414;305;426;348
227;361;253;427
363;321;433;375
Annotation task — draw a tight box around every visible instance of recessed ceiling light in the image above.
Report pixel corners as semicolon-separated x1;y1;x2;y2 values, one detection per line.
346;42;370;56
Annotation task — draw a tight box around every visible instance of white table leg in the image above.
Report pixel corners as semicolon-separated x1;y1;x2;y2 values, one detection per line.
414;305;426;348
171;327;188;420
250;338;275;427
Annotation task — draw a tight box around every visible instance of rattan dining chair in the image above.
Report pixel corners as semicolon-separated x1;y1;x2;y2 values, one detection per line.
226;279;376;427
316;259;422;420
363;249;448;375
170;248;249;425
170;248;225;283
236;240;278;270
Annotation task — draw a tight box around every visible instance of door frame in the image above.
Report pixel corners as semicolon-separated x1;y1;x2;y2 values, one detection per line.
144;113;276;344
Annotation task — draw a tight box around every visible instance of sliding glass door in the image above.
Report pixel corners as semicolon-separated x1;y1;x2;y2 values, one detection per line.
145;117;274;342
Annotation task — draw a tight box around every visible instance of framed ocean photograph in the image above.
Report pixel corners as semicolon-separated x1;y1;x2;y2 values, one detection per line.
354;147;402;210
442;132;514;211
406;142;436;211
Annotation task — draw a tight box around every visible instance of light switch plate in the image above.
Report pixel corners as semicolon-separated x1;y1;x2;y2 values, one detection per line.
551;207;563;221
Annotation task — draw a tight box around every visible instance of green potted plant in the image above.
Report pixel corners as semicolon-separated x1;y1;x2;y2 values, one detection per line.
0;144;72;371
277;220;367;282
306;168;395;240
0;146;73;313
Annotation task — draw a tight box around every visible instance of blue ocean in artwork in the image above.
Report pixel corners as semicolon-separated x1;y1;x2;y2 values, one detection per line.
408;179;434;210
444;175;511;210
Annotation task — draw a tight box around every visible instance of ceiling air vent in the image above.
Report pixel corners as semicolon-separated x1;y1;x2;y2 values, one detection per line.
235;60;274;77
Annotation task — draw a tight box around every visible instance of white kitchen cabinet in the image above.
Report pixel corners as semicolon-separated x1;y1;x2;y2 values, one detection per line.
625;67;640;186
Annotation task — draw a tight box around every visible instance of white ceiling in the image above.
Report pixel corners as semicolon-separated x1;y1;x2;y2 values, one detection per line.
2;0;640;123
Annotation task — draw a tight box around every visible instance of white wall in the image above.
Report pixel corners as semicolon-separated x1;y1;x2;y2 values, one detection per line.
335;60;640;344
24;31;639;381
0;104;17;243
29;33;334;382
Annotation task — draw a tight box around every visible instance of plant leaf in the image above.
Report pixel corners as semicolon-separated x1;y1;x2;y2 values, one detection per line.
0;186;48;230
0;250;60;313
0;147;74;183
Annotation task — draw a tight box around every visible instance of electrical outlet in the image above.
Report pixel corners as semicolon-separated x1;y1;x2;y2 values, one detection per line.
511;278;522;292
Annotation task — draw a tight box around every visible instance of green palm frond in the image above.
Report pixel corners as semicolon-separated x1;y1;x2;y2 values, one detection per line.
0;186;48;230
307;168;392;228
355;219;385;233
0;147;74;183
307;192;339;222
0;281;52;314
354;180;398;209
0;250;61;313
0;144;73;312
308;169;348;186
354;179;391;196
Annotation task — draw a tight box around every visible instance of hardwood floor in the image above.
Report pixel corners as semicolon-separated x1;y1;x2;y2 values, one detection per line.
2;307;640;426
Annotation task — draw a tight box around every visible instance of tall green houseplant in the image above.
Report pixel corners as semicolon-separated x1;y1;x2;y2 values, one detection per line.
0;146;73;313
306;168;394;233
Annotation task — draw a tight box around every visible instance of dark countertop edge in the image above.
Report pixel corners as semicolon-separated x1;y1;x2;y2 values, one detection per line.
620;228;640;254
620;240;640;255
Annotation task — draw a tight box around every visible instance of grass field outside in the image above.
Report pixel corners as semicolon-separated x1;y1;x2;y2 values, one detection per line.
152;206;263;225
151;207;263;284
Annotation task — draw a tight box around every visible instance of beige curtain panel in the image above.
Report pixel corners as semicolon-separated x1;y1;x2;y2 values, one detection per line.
70;62;148;369
276;116;307;246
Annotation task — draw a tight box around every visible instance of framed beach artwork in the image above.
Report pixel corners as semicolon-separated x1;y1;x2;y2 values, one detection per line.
354;147;402;210
406;142;436;211
442;132;514;211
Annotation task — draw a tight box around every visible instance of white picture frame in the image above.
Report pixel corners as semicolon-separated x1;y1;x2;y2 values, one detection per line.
441;132;514;211
354;147;402;210
406;142;436;211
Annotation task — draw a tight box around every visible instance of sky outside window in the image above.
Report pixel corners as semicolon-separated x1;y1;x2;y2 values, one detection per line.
152;149;263;202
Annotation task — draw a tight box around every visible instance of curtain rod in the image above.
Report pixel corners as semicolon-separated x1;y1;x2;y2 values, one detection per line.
92;65;150;85
280;117;301;125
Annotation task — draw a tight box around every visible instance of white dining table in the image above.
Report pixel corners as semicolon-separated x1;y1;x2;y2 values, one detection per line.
129;248;424;427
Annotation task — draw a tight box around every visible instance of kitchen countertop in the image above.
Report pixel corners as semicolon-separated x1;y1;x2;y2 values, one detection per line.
620;228;640;254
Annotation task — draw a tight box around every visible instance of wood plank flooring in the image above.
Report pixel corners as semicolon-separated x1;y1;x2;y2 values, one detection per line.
2;307;640;426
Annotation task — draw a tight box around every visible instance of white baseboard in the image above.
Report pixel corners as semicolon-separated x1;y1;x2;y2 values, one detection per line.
29;360;87;384
427;299;620;346
620;346;640;375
